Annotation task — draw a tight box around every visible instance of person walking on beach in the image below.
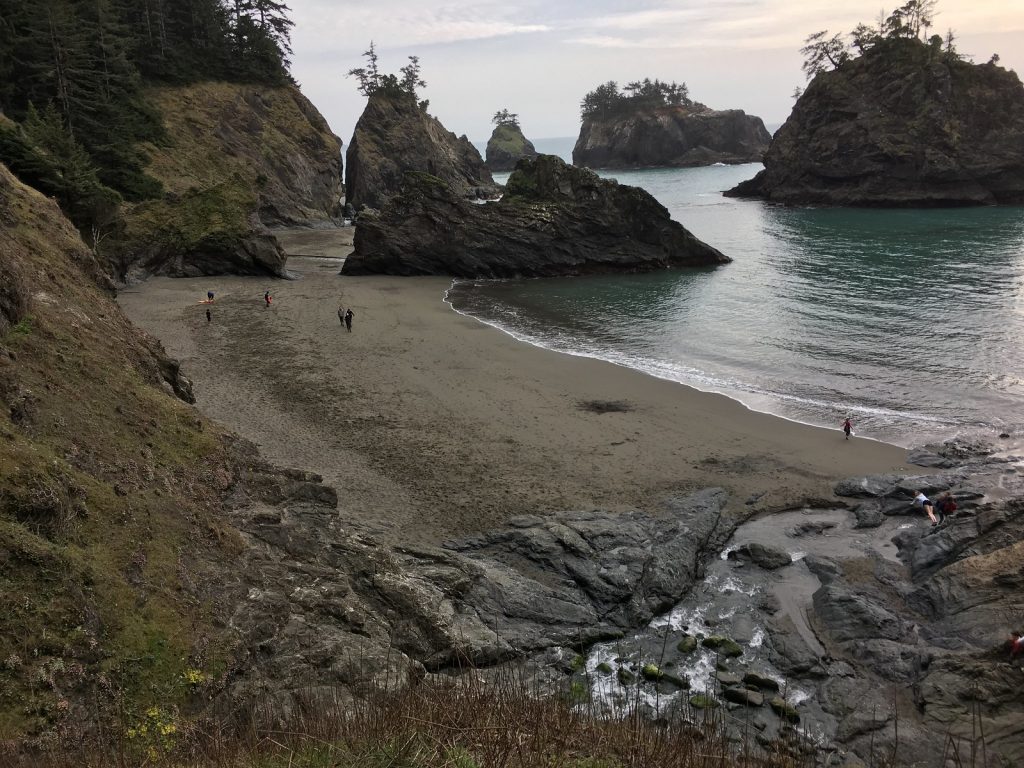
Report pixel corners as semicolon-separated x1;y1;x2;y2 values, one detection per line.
264;290;272;308
344;308;353;332
207;290;215;302
206;308;212;323
935;491;957;524
913;490;938;525
842;417;853;440
338;306;345;326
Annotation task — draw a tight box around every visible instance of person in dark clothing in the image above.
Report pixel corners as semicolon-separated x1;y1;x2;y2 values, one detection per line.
935;491;957;524
206;308;211;323
264;291;272;308
207;290;215;302
842;417;853;440
344;308;353;332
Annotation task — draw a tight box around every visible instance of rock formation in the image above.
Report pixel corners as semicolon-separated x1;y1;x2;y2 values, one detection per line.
346;90;499;212
110;83;344;281
727;38;1024;205
343;154;729;278
485;122;538;171
573;105;771;169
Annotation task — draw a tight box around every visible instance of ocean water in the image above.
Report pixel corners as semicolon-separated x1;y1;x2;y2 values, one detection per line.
448;154;1024;448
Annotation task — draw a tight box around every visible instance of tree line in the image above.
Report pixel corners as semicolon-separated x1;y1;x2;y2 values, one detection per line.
580;78;691;119
0;0;294;233
800;0;964;81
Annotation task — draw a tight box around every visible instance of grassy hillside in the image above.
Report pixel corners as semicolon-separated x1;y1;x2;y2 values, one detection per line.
0;161;239;741
107;82;343;280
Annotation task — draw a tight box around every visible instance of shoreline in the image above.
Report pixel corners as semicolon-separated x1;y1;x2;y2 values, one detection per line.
119;252;914;548
441;280;913;452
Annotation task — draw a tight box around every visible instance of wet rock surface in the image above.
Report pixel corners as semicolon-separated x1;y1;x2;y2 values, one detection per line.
213;430;1023;765
343;154;729;278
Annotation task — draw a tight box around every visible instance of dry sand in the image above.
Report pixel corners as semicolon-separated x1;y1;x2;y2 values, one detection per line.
119;234;911;546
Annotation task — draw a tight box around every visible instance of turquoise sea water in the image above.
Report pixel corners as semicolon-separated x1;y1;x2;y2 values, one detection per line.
454;144;1024;448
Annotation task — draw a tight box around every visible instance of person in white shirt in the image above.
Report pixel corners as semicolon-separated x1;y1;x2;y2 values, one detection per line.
913;490;937;525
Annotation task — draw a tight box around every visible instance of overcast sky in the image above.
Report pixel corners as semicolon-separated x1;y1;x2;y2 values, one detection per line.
288;1;1024;145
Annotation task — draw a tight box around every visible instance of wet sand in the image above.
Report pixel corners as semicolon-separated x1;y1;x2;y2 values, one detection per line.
119;246;912;547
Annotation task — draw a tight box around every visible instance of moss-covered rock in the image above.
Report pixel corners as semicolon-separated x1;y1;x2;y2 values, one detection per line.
702;636;743;657
769;697;801;723
689;694;721;709
676;635;698;654
485;122;538;171
596;662;614;675
617;667;636;686
743;672;781;692
641;663;663;681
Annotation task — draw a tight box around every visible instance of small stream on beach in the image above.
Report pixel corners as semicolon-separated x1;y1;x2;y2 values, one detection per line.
575;507;918;744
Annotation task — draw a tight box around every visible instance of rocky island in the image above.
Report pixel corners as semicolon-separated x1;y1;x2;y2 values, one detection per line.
485;109;538;171
727;23;1024;205
346;89;499;211
573;78;771;169
342;154;729;277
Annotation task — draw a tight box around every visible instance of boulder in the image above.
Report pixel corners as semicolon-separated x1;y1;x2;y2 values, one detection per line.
834;474;903;498
702;636;744;657
852;502;884;529
731;543;792;570
722;687;764;707
743;672;781;692
574;104;771;169
689;694;720;709
343;155;730;278
727;38;1024;206
676;635;698;654
769;697;800;723
346;90;498;211
485;122;538;171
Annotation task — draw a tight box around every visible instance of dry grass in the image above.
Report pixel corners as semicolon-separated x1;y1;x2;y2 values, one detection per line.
0;666;816;768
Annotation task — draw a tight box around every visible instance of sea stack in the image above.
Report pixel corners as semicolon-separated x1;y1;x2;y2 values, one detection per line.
485;116;538;171
726;37;1024;205
573;79;770;169
343;154;729;278
346;89;499;211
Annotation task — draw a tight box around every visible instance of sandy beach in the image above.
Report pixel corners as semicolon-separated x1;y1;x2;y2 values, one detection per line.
118;232;912;547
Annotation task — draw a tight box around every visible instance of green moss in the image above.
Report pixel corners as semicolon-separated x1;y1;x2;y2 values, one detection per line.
595;661;613;675
640;663;663;681
689;694;720;710
702;636;743;657
676;634;698;654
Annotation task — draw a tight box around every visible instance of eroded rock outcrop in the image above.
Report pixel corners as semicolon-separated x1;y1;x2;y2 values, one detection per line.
573;105;771;169
343;154;729;277
112;82;344;281
485;122;538;171
346;90;498;211
727;38;1024;205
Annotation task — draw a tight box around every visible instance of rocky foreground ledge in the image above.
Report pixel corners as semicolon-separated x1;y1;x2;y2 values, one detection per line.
342;154;729;277
218;437;1023;766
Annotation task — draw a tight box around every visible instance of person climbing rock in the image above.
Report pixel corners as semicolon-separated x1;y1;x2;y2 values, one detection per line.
913;490;938;525
935;491;957;524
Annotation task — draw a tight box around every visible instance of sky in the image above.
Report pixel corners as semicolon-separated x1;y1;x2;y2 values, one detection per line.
288;1;1024;145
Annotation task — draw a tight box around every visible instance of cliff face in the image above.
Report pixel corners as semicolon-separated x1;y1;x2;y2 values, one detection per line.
346;90;499;211
110;82;343;280
573;105;771;169
343;154;729;278
485;122;538;171
727;39;1024;206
